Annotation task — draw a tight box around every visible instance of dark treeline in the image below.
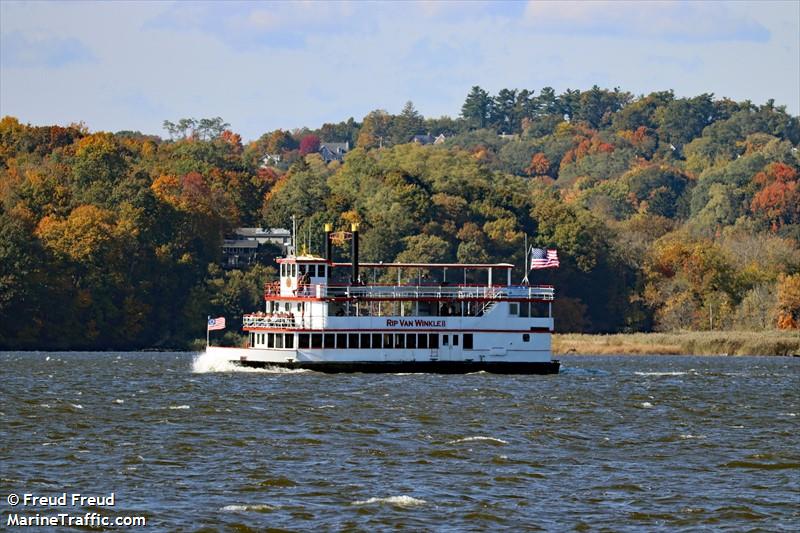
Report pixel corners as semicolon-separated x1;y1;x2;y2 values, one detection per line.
1;85;799;349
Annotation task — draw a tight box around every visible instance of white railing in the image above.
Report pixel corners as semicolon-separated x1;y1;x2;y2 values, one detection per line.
243;314;325;330
277;284;554;301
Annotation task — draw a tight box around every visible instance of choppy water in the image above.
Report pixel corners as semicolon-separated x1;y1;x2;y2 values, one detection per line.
1;352;798;531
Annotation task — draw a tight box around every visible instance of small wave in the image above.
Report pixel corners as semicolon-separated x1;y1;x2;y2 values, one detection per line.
113;399;124;404
351;496;426;507
447;436;509;445
169;405;190;410
680;434;706;440
640;402;654;408
634;371;688;376
221;504;274;512
721;460;800;470
70;403;83;410
260;366;312;374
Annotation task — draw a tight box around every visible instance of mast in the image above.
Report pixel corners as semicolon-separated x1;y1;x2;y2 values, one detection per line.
291;215;297;257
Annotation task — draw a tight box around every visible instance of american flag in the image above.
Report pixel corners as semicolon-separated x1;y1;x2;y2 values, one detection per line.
207;317;226;331
530;248;559;269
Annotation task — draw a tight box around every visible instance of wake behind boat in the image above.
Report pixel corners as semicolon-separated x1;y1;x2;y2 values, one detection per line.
205;224;559;374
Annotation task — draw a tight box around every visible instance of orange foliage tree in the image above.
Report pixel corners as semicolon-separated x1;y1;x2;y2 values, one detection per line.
750;162;800;230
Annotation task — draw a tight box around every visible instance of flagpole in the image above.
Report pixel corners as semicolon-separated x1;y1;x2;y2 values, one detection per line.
206;315;210;349
522;234;530;286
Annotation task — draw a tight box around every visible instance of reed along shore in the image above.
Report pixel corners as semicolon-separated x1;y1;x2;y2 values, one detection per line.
553;331;800;356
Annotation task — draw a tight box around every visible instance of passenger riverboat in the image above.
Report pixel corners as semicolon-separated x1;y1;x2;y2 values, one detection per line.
205;225;559;374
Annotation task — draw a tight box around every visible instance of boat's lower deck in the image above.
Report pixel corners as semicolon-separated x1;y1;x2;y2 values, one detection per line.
234;359;561;374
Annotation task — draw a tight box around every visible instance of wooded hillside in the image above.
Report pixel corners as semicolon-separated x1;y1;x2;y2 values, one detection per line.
1;86;798;349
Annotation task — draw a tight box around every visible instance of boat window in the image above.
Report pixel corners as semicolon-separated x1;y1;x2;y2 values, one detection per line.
298;264;306;275
285;334;294;349
299;334;310;349
285;302;290;312
407;334;417;349
463;334;473;350
453;335;459;346
311;334;322;349
249;332;254;347
276;334;284;349
291;264;296;277
312;264;319;277
395;334;405;349
321;265;327;277
509;303;519;315
522;334;530;342
267;333;274;348
442;335;449;346
429;333;439;349
383;333;394;349
336;333;347;349
324;334;335;349
349;333;359;349
360;333;371;349
520;303;530;317
418;334;428;349
372;333;382;349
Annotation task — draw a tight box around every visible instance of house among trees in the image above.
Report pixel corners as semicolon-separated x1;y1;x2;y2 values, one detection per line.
412;134;435;145
412;133;447;145
319;141;349;162
260;153;281;167
222;228;291;268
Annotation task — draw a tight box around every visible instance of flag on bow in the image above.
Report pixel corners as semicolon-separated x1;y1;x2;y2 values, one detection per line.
530;248;559;269
207;317;226;331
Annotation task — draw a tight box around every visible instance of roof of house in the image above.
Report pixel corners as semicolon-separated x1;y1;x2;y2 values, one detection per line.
223;239;259;249
320;142;348;153
235;227;290;238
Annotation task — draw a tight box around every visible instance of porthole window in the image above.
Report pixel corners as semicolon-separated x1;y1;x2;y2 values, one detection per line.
522;334;530;342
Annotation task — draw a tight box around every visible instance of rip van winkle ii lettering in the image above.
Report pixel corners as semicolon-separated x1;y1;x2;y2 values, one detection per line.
385;319;446;328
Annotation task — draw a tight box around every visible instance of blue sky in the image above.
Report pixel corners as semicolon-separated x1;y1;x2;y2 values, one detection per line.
1;0;798;141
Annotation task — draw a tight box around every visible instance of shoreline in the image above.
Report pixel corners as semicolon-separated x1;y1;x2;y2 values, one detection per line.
553;331;800;357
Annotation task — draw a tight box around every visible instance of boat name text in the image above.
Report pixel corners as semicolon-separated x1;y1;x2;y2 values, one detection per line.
385;319;446;328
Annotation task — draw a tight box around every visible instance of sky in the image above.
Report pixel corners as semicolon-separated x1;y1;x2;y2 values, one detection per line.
1;0;798;141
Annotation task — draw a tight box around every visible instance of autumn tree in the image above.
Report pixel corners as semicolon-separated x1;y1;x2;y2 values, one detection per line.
299;134;321;156
750;162;800;230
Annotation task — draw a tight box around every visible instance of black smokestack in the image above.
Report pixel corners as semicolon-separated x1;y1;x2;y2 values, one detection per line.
351;223;359;285
324;223;332;264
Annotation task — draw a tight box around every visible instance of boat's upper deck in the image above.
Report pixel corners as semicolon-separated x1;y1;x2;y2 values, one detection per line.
271;255;552;303
266;282;554;302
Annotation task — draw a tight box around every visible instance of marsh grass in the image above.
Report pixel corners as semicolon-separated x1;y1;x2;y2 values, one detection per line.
554;330;800;356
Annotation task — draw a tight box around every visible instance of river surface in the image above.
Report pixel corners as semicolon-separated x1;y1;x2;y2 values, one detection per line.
1;352;798;531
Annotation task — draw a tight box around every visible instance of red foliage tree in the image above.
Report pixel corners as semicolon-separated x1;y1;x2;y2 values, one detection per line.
299;134;321;156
